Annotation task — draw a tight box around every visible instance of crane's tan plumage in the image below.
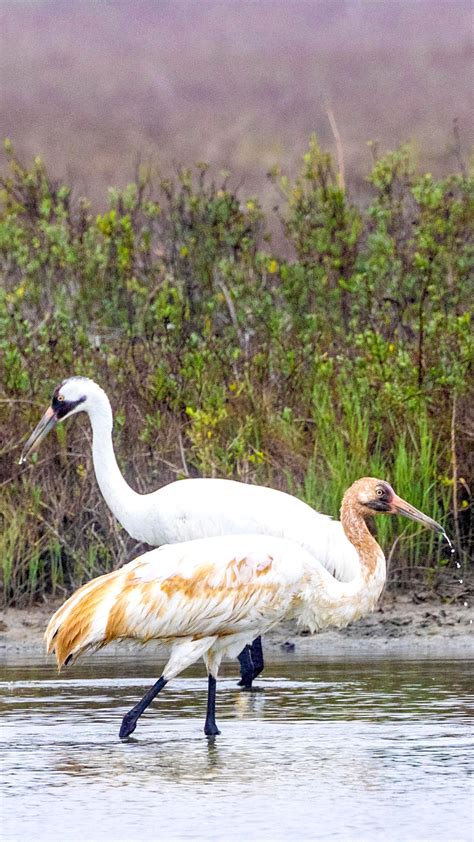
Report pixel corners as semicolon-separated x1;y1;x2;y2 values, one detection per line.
47;539;306;671
44;478;444;740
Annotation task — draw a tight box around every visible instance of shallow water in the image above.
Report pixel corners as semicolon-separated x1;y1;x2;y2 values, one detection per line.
1;654;473;842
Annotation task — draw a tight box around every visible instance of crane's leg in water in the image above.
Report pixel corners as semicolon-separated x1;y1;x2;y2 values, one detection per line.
119;676;167;739
250;636;264;680
237;637;265;689
119;636;218;740
237;645;254;689
204;674;221;736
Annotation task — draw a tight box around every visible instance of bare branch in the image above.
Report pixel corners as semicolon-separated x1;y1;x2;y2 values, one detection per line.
326;104;345;191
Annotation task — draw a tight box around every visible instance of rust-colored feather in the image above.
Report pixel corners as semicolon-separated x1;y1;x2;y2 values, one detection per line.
46;571;121;668
45;547;283;669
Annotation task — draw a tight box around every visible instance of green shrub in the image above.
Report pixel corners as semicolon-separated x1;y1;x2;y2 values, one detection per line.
1;138;472;604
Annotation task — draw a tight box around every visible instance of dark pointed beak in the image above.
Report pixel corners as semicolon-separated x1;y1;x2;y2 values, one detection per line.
391;494;444;534
19;406;58;464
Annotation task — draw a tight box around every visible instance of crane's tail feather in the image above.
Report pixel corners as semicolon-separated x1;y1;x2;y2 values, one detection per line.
45;568;124;669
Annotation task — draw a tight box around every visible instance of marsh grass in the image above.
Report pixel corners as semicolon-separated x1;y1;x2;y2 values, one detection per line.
0;139;472;604
294;386;453;575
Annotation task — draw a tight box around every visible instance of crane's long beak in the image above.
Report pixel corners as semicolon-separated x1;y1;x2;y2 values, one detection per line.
19;406;58;464
391;494;444;534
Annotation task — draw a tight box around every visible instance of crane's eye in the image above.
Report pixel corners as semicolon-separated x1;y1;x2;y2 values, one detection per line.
376;487;384;497
58;395;65;402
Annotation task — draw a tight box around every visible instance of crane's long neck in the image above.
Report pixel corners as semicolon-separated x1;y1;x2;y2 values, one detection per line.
339;499;383;585
87;393;141;534
300;500;386;631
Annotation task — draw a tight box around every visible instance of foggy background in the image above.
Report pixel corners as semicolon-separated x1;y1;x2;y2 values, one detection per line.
1;0;472;206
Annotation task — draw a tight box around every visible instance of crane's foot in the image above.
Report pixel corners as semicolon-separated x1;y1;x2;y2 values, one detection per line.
237;669;264;692
119;675;168;740
204;721;221;736
119;712;139;739
237;669;254;689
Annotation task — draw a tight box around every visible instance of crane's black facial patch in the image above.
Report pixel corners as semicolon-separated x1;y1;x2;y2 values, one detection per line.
365;481;394;512
366;499;392;512
51;387;86;420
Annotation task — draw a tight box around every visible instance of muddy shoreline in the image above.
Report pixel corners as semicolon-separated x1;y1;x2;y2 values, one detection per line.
1;593;472;662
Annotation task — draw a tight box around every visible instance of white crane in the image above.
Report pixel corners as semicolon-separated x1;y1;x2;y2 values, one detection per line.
20;376;360;687
45;477;445;739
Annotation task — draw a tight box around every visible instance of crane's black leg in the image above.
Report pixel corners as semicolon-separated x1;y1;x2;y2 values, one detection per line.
250;636;264;680
237;645;254;688
204;674;221;736
119;676;167;739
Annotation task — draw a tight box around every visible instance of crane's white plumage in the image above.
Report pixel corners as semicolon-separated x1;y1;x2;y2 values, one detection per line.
21;376;359;582
46;531;385;673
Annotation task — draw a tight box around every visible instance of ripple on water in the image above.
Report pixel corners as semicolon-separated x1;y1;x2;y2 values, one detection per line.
1;657;473;842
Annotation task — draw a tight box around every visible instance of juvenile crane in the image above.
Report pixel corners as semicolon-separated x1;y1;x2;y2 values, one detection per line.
45;477;445;739
20;376;359;687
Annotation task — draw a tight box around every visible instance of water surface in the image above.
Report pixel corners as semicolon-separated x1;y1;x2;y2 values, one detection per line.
1;655;473;841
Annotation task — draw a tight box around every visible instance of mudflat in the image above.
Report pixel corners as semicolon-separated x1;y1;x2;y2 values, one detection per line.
1;592;472;661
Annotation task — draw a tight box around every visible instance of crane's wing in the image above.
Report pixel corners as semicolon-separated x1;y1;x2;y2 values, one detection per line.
46;534;306;667
148;479;360;584
124;535;304;640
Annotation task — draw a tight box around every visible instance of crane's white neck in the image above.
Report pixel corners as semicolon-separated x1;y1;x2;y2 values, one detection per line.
86;390;141;534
